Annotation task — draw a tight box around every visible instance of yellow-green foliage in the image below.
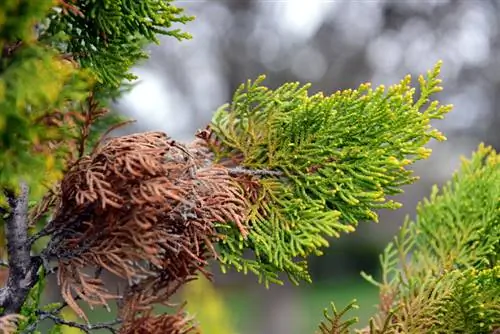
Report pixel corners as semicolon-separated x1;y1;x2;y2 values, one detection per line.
0;1;91;206
371;144;500;333
211;62;452;286
322;144;500;333
0;0;52;45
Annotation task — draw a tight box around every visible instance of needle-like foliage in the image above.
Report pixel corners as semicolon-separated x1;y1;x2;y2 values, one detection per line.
42;0;193;90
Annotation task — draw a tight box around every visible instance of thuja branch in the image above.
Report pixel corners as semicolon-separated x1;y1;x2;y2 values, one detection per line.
207;62;451;285
0;60;451;333
0;183;42;315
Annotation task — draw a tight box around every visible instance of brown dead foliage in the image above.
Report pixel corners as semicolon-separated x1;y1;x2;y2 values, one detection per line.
119;306;198;334
45;131;251;323
0;267;9;288
0;314;24;334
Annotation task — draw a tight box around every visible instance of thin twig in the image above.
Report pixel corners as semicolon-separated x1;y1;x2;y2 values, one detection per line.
227;166;284;177
27;226;53;246
37;312;121;334
22;305;121;334
20;267;108;332
20;302;68;334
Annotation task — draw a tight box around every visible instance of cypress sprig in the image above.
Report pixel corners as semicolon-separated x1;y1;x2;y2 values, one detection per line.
210;62;452;286
361;144;500;333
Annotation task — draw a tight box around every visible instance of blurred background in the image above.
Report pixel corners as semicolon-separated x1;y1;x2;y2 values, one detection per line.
110;1;500;333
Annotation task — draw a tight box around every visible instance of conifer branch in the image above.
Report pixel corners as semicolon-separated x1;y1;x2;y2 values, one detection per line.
0;183;42;315
6;0;496;331
206;63;452;286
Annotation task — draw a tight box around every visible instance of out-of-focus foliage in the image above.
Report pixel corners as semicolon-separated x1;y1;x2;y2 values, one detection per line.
0;0;192;206
0;1;91;206
183;276;236;334
319;144;500;333
210;62;451;287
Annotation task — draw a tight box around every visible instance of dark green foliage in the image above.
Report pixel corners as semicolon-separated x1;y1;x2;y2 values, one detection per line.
41;0;194;90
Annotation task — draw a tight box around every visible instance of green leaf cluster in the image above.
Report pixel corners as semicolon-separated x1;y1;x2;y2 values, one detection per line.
210;62;452;286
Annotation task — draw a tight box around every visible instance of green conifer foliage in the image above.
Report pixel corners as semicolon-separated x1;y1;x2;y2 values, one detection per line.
0;0;91;206
4;1;498;333
210;64;452;286
42;0;193;90
319;144;500;333
0;0;192;205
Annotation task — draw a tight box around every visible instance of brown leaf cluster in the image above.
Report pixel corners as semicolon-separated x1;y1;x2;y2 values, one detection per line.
0;314;24;334
119;303;198;334
44;131;250;328
57;0;84;17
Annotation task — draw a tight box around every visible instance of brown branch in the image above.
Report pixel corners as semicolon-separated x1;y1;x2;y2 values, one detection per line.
0;183;42;315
